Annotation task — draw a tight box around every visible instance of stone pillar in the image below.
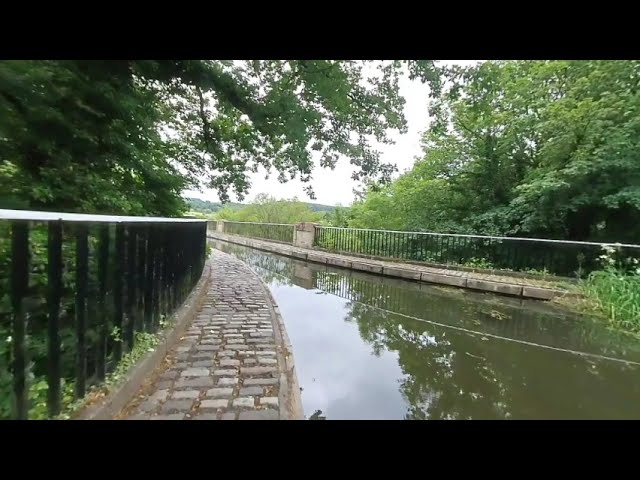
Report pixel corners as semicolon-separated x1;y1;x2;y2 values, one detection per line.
206;221;216;234
293;222;316;249
216;220;225;233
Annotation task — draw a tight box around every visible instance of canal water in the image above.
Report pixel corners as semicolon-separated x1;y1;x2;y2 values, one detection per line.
211;240;640;420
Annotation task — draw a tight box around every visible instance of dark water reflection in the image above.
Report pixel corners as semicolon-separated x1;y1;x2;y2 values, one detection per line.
212;240;640;420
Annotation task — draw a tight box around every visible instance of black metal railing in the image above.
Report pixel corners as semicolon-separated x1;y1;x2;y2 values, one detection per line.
222;221;294;244
0;209;207;420
313;226;640;278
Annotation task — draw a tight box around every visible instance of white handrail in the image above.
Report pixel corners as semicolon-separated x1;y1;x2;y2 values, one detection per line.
0;209;206;223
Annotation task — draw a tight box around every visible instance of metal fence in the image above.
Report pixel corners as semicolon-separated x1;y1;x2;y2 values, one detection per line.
0;209;207;419
314;226;640;278
222;221;295;244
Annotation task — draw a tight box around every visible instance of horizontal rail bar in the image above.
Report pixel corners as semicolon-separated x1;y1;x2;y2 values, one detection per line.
0;209;206;223
315;225;640;249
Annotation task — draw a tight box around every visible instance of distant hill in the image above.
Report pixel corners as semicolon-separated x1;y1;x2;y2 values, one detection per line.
184;198;242;214
303;202;335;213
185;197;335;214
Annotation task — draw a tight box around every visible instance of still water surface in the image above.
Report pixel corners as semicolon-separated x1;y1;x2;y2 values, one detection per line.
212;240;640;420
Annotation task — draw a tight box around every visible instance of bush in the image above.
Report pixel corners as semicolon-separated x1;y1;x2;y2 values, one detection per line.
581;246;640;334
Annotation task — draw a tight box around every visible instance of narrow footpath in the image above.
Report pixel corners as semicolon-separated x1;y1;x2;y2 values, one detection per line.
116;250;302;420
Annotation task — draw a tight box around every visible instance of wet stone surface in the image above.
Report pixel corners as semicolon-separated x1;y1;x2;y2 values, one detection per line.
118;250;282;420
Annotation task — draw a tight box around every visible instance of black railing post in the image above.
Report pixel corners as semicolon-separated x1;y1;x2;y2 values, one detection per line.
200;222;207;275
47;220;63;417
96;224;110;382
137;226;147;334
159;224;167;319
152;224;161;330
113;223;124;362
160;224;169;318
171;228;180;309
10;220;30;420
143;225;154;332
189;223;197;287
74;224;88;399
167;225;176;312
175;230;183;304
125;224;137;353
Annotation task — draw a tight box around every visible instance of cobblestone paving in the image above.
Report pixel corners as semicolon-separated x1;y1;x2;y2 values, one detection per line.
118;250;283;420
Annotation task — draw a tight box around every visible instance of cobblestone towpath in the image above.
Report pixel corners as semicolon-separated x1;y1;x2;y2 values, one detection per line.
116;249;301;420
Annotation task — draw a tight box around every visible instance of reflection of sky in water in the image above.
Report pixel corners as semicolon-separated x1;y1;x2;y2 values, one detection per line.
269;280;409;420
214;241;640;420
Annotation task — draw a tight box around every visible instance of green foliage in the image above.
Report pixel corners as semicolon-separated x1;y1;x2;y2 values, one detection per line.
1;60;441;215
0;60;186;216
583;270;640;333
322;205;353;227
350;61;640;244
215;193;325;224
186;196;335;221
102;331;161;391
27;378;76;420
581;246;640;334
185;197;242;216
2;327;165;420
305;203;335;214
463;257;494;269
523;268;551;280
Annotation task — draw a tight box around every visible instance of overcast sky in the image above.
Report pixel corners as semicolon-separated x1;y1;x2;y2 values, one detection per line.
184;60;478;207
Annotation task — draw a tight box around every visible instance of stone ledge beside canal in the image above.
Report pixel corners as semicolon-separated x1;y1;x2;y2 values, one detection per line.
208;232;579;302
247;260;304;420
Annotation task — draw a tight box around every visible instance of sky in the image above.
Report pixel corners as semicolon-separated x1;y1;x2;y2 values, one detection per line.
184;60;478;207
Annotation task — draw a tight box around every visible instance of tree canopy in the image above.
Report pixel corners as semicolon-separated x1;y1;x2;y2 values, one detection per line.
348;60;640;243
214;193;326;224
0;60;440;216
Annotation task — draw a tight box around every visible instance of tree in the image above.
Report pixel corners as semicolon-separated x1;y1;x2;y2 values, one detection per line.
505;61;640;241
0;60;441;215
350;60;640;243
323;204;353;227
0;60;185;215
215;193;325;224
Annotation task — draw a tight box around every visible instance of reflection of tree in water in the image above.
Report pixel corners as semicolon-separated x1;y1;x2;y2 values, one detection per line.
215;242;640;419
317;269;629;356
347;300;509;419
314;270;509;419
316;270;640;420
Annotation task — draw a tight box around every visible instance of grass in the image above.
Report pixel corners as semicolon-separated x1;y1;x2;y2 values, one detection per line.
580;268;640;335
542;244;640;338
